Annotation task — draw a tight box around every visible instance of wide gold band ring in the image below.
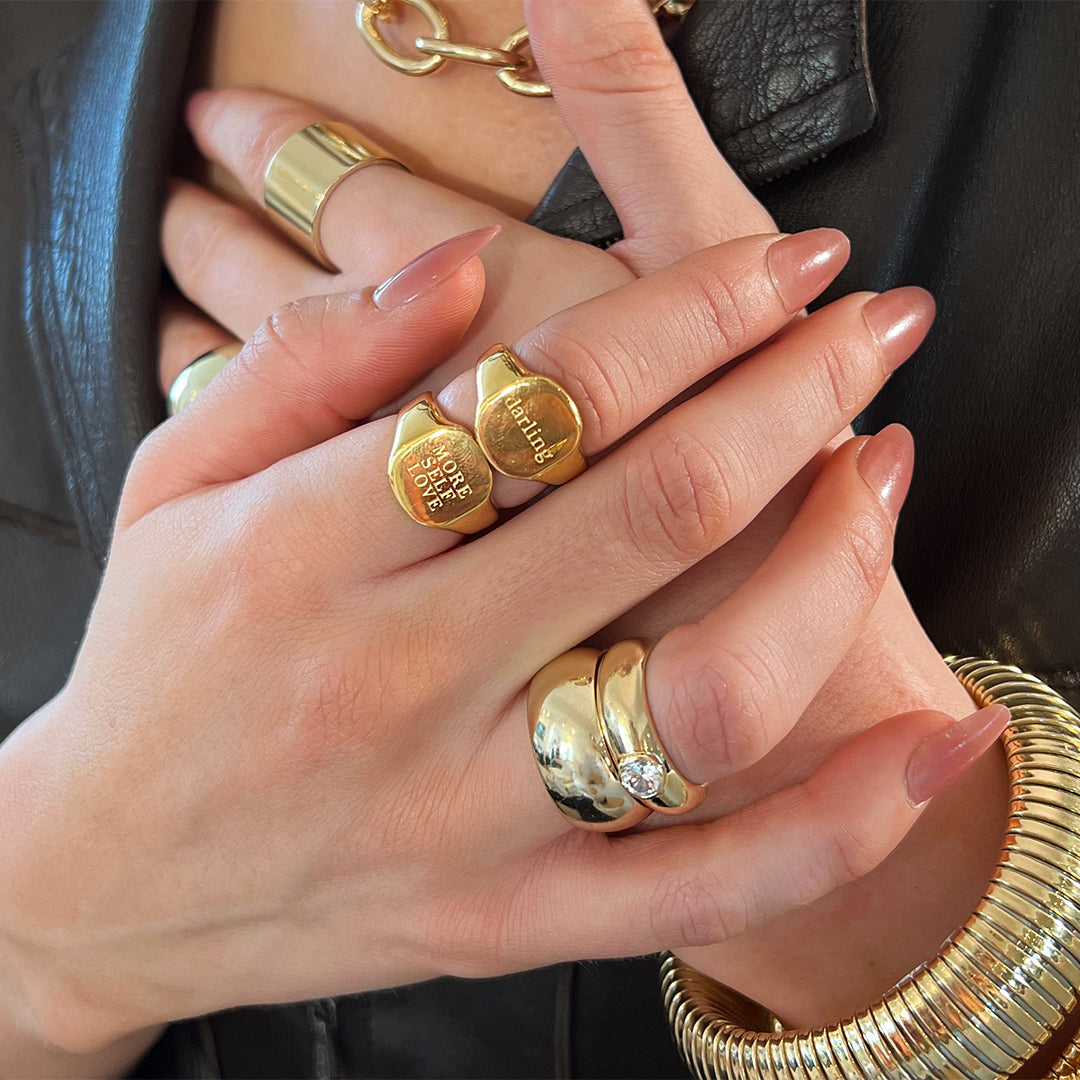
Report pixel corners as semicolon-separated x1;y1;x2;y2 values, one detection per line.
166;341;242;416
596;639;706;814
528;648;651;832
263;122;409;272
387;393;497;534
474;345;585;485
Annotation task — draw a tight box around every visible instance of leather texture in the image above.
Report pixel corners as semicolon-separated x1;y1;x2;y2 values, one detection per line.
529;0;877;244
2;1;1079;1077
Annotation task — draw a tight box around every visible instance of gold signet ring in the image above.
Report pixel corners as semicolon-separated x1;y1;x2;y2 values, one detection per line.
528;648;651;832
263;122;409;272
474;345;586;484
166;341;242;417
596;639;707;815
388;393;497;534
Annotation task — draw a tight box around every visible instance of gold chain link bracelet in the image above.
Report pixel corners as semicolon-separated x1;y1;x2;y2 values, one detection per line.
662;657;1080;1080
355;0;694;97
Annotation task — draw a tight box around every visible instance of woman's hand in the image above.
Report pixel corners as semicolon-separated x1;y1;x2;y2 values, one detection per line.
0;229;1003;1063
157;0;1000;1026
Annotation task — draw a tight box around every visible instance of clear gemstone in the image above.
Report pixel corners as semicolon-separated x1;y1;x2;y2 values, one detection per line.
619;753;665;799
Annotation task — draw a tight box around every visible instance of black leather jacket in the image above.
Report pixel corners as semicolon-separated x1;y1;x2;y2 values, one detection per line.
3;2;1079;1076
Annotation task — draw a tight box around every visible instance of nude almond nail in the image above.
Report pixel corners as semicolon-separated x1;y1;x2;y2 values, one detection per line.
862;287;936;372
765;228;850;314
856;424;915;521
905;704;1010;807
373;225;501;309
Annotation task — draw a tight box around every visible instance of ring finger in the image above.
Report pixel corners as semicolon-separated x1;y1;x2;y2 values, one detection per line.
480;424;914;839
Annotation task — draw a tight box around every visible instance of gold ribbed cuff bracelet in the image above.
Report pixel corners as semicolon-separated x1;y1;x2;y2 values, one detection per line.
662;657;1080;1080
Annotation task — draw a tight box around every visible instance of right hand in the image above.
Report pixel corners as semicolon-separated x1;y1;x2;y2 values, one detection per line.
0;231;1004;1059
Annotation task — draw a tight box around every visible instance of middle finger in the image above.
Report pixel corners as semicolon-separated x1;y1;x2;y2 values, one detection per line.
448;284;933;671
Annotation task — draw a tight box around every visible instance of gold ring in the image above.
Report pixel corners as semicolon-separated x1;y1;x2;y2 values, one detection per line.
474;345;585;485
528;648;651;832
595;639;707;814
388;393;496;534
263;122;409;272
166;341;242;416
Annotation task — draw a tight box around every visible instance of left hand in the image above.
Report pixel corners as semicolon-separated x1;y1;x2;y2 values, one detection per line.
157;0;997;1028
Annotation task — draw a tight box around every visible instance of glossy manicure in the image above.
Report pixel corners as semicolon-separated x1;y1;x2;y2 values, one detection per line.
856;424;915;521
766;228;851;314
373;225;501;309
906;704;1010;807
862;286;936;372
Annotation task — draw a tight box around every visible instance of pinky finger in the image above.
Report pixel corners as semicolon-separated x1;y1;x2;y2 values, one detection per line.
530;703;1008;961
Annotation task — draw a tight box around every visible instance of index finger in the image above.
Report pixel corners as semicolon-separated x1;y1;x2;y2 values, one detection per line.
526;0;775;273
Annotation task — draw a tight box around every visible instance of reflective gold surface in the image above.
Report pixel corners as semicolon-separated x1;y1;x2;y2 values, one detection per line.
474;345;585;484
527;648;650;832
166;341;242;416
662;658;1080;1078
387;393;496;533
263;121;408;270
356;0;694;97
596;639;706;814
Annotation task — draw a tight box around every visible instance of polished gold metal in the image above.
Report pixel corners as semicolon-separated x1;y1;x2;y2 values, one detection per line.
1050;1035;1080;1078
166;341;242;416
596;639;706;815
356;0;693;97
263;122;408;271
492;27;549;97
474;345;585;485
414;38;518;68
387;393;496;533
356;0;448;75
528;648;651;832
661;658;1080;1080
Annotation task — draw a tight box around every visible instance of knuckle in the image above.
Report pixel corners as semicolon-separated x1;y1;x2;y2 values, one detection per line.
662;639;773;777
694;646;778;772
826;821;883;886
623;429;739;566
682;263;749;358
243;297;330;389
172;205;249;295
220;475;318;620
526;323;637;445
556;19;681;96
808;338;862;423
649;873;740;949
835;510;893;601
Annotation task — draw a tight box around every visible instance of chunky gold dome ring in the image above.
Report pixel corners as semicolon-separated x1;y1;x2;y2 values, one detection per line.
474;345;585;485
528;648;652;832
388;393;496;534
263;122;409;272
166;341;242;416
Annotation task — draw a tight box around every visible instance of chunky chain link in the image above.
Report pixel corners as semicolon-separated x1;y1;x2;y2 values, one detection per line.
355;0;694;97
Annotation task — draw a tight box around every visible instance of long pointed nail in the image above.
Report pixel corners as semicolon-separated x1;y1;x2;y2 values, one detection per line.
862;286;936;372
856;424;915;521
765;228;850;314
905;704;1010;807
373;225;501;309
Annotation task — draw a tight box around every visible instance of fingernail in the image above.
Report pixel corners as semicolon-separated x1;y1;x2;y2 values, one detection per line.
855;424;914;521
765;228;850;314
861;286;936;372
905;704;1010;807
373;225;501;309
